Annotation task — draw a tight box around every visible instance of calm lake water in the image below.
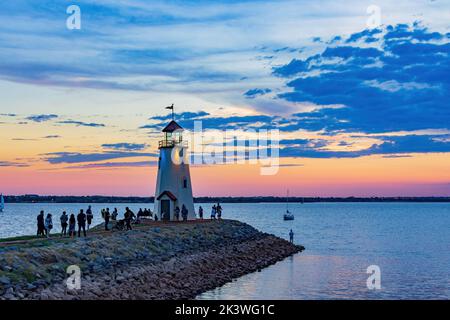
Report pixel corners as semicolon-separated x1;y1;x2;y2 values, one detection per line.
1;202;449;299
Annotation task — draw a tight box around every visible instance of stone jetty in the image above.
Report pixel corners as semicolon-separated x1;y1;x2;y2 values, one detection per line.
0;220;304;300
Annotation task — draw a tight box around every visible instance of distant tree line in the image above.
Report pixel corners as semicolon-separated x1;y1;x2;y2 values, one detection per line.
3;195;450;203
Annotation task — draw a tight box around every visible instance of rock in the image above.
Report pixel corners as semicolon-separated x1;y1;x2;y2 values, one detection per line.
0;220;304;300
26;283;37;291
0;276;11;285
2;266;13;272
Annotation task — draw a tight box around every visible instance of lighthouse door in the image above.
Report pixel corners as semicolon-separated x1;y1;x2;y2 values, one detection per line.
161;200;171;221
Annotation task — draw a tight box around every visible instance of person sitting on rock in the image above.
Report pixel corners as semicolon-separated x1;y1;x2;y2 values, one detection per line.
77;209;87;237
181;204;188;221
174;206;180;221
60;211;68;237
44;213;53;238
68;214;76;238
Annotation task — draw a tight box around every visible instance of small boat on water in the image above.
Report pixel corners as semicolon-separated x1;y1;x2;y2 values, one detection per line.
283;190;294;221
0;194;4;212
283;210;294;221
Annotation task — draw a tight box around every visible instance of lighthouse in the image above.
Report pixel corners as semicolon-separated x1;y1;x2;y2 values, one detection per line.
154;111;195;221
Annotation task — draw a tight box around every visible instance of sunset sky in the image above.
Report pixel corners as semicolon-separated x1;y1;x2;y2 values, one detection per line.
1;0;450;197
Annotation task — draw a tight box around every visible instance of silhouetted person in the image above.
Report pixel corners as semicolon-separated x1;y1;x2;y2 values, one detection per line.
154;214;159;222
68;214;76;238
289;229;294;243
198;206;203;220
86;206;93;230
45;214;53;238
211;205;216;220
174;206;180;221
217;203;222;220
60;211;68;236
37;211;45;236
181;204;188;221
77;209;87;237
104;208;111;231
124;207;134;230
111;208;118;221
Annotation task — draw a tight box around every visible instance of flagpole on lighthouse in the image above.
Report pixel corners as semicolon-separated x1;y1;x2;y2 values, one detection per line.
166;104;174;120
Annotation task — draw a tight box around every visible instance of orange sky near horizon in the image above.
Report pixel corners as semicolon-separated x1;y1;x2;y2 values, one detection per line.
1;152;450;197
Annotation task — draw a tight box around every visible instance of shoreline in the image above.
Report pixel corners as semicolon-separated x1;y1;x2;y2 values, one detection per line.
0;220;304;300
3;195;450;203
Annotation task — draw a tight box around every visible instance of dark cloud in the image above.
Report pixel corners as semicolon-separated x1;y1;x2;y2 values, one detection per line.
44;151;157;164
280;135;450;158
272;23;450;134
57;120;105;127
26;114;58;122
142;114;276;131
65;161;157;169
43;135;61;139
0;161;29;167
102;143;147;151
244;88;271;98
149;111;210;122
11;138;38;141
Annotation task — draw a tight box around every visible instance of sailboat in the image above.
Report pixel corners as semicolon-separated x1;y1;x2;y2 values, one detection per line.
0;194;4;212
283;190;294;221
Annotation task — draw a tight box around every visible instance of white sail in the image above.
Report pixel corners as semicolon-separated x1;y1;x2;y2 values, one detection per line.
0;194;4;212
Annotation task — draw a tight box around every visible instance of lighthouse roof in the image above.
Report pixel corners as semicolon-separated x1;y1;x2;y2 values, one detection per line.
162;120;183;132
157;190;177;201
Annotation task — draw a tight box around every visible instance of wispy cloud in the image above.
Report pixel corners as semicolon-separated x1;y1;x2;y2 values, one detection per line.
65;160;157;169
0;161;29;167
102;143;147;151
43;151;157;164
26;114;58;122
57;120;105;127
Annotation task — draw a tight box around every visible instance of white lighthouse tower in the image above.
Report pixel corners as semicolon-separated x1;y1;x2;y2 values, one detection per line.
154;109;195;221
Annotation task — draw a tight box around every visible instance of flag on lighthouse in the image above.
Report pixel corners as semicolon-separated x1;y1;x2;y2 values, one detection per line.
166;104;174;120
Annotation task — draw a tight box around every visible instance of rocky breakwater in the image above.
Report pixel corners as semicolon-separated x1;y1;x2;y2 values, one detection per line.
0;220;304;300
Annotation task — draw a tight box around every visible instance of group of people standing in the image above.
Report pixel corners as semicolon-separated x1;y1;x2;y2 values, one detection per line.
36;205;153;238
37;208;92;238
173;204;189;221
211;203;223;220
196;203;223;220
36;203;225;239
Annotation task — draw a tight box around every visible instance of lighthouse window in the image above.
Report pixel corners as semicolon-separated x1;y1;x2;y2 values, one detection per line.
183;177;187;188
